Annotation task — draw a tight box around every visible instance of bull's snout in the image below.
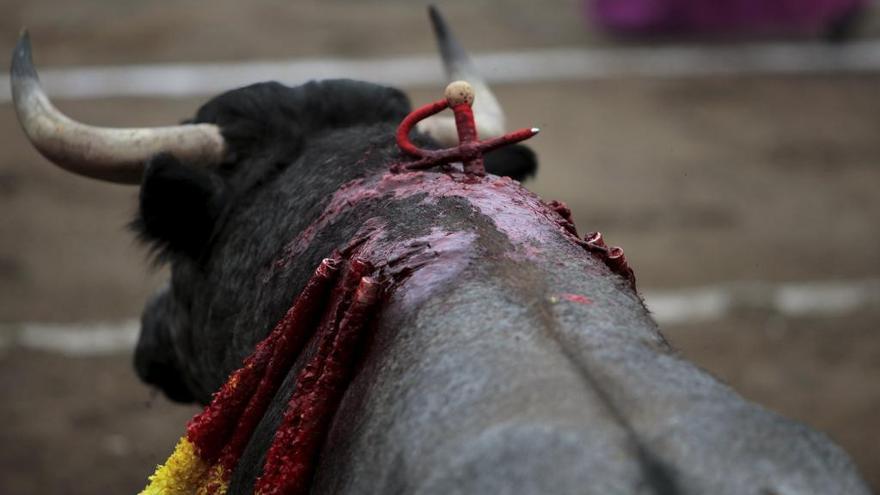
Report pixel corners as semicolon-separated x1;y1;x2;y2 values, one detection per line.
135;286;194;403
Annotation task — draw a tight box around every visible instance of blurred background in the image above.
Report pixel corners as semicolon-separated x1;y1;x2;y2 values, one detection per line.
0;0;878;493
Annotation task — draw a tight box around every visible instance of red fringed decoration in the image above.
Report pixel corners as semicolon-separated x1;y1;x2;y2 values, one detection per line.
212;255;346;474
141;254;384;495
255;261;381;494
186;256;342;465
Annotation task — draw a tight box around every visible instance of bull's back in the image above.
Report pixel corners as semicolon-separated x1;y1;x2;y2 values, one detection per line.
310;250;869;494
223;171;869;494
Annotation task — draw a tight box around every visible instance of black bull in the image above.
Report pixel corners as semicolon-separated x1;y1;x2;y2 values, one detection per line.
10;22;872;495
129;81;870;494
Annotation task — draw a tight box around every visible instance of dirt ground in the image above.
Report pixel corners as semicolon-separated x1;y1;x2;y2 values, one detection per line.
1;1;879;493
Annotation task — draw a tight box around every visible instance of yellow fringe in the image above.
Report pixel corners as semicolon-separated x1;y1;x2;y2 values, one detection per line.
195;464;229;495
140;437;220;495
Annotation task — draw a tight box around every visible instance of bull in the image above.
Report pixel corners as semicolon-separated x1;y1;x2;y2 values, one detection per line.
10;7;873;495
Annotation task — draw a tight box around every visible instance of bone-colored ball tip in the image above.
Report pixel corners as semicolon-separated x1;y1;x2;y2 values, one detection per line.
445;80;475;106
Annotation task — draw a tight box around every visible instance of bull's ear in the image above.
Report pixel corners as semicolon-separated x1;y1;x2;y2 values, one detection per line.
484;144;538;182
133;153;228;260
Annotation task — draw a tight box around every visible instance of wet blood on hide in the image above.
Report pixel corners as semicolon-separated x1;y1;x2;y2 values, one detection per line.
269;171;637;291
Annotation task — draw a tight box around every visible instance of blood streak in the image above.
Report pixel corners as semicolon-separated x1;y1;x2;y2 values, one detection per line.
560;293;593;305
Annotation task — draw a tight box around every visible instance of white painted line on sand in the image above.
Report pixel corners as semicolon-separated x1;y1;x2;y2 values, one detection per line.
2;320;139;357
643;279;880;326
3;39;880;102
1;279;878;357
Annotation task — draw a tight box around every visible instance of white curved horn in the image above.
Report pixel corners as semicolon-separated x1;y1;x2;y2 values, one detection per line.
10;30;226;184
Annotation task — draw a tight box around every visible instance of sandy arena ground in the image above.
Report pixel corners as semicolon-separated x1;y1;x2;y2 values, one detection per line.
1;1;878;493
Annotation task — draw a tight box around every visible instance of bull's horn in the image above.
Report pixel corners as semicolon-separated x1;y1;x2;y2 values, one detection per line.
10;30;226;184
419;6;506;146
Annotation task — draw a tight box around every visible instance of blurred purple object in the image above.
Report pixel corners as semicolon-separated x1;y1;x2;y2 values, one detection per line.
589;0;869;37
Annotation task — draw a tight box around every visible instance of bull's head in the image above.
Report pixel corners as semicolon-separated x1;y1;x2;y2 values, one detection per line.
11;8;536;404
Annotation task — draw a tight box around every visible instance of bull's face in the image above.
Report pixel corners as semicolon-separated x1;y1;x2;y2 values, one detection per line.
11;17;537;403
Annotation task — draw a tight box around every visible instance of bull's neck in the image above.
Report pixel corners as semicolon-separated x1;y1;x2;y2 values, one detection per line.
280;168;663;351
